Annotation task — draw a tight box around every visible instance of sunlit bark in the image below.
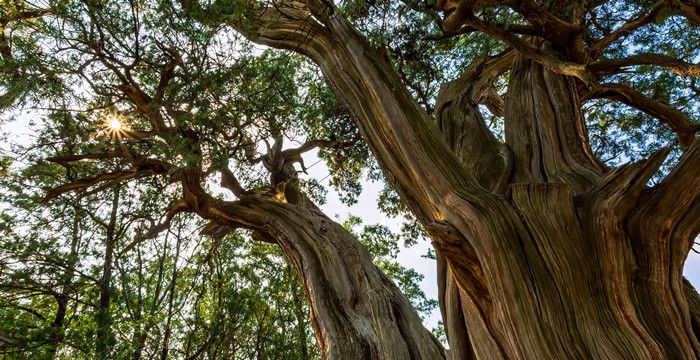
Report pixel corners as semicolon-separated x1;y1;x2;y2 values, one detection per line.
194;1;700;357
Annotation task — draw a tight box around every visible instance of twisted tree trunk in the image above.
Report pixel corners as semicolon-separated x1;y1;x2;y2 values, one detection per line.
183;1;700;357
256;197;445;359
181;157;444;359
210;6;700;357
198;184;445;359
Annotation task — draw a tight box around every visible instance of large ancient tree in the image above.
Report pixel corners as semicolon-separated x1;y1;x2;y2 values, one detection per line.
2;0;700;358
189;0;700;358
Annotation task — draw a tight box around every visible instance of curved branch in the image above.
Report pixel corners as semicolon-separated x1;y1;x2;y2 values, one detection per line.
42;159;169;202
460;14;595;83
509;0;581;52
46;152;121;164
584;146;671;216
120;199;191;255
583;83;699;147
117;83;169;133
278;135;361;172
646;137;700;224
219;165;248;197
435;50;513;192
628;137;700;269
590;1;665;55
183;0;331;61
513;0;578;31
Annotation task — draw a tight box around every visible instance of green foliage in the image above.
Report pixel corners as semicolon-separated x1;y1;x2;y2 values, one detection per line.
584;2;699;167
0;161;322;358
2;0;698;357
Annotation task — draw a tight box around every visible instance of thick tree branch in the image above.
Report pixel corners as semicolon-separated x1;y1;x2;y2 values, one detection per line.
42;159;169;202
277;135;361;173
0;9;49;25
117;83;169;133
459;14;595;83
431;0;502;31
200;221;236;241
153;46;181;104
505;55;605;189
643;137;700;228
509;0;581;53
584;146;671;216
512;0;578;32
182;0;331;62
436;50;513;192
219;165;248;197
46;152;121;164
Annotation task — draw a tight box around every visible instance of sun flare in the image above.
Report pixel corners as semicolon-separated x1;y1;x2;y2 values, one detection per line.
103;114;126;138
108;117;122;130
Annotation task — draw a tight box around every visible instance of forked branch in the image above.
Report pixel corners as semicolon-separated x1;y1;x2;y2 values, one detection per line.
120;199;192;255
590;1;665;55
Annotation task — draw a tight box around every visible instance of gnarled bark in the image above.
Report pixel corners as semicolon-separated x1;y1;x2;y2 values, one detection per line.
505;53;605;190
180;166;445;359
89;1;700;358
211;6;700;357
435;51;513;193
249;198;446;360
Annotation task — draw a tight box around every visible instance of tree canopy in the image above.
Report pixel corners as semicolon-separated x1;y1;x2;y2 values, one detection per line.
1;0;699;358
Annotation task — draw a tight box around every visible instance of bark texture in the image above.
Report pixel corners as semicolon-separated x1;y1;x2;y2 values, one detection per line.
205;4;700;357
35;1;693;358
255;198;445;360
196;193;445;360
178;161;445;359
